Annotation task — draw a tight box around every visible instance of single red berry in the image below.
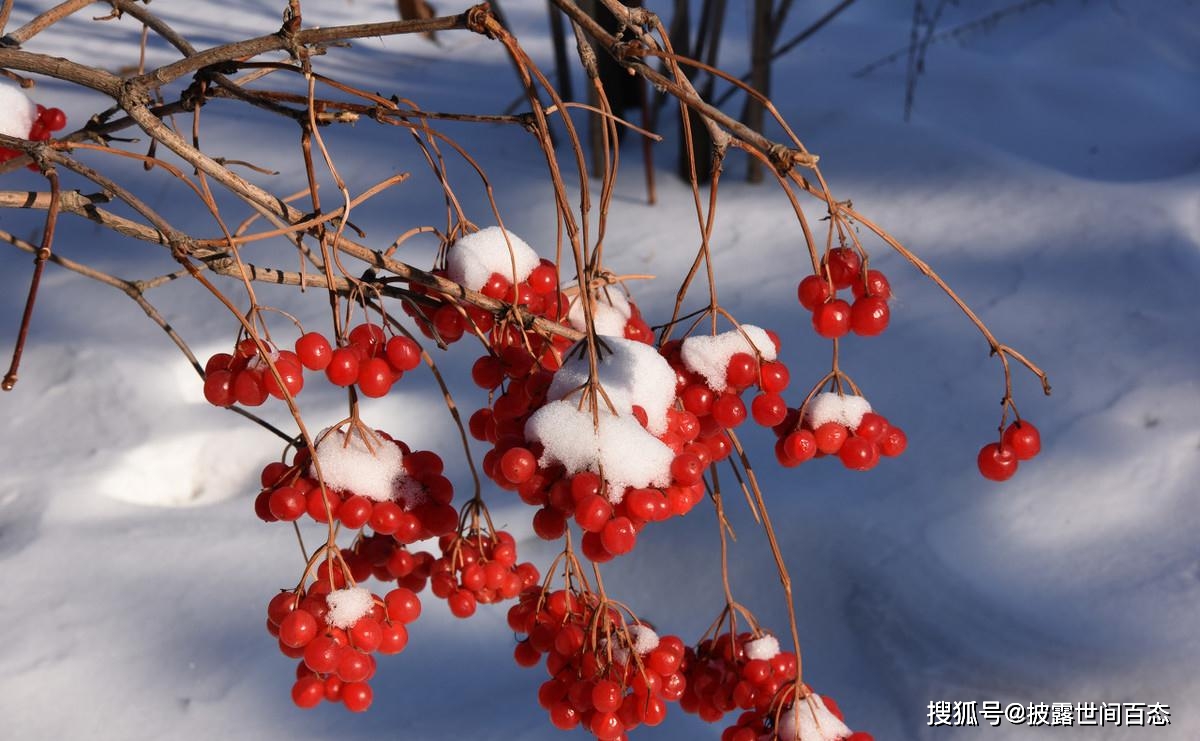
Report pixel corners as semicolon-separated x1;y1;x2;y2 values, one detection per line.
42;107;67;132
269;486;306;521
279;610;318;648
1002;420;1041;460
263;360;305;400
758;361;790;393
356;357;393;398
725;353;758;389
527;262;558;294
977;442;1019;481
481;272;511;300
850;296;890;336
499;447;537;485
852;269;892;300
880;426;908;456
325;348;360;387
814;422;848;454
383;336;421;372
784;429;818;463
291;676;324;709
838;436;879;471
600;516;636;555
348;323;385;354
202;370;235;407
751;393;788;427
341;681;373;712
447;590;477;618
471;356;505;390
232;369;268;406
812;299;852;339
670;452;705;485
294;332;332;371
825;247;862;289
854;412;889;442
204;352;234;375
711;394;747;428
797;274;833;310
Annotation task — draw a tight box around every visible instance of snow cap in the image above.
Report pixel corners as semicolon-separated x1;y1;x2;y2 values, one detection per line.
525;400;674;499
325;587;374;628
681;326;777;392
311;427;407;502
547;338;677;436
776;695;853;741
447;226;540;291
567;287;633;337
804;392;871;430
0;82;37;139
744;634;780;661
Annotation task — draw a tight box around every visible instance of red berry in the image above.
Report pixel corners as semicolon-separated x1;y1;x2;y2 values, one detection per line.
481;272;511;300
880;426;908;456
977;442;1019;481
202;370;235;407
575;494;613;533
325;348;360;386
1002;421;1041;460
527;262;558;294
825;247;861;289
303;635;343;674
42;107;67;132
279;610;318;648
600;516;636;555
233;369;268;406
797;275;833;310
384;588;422;624
291;676;324;708
712;394;747;428
850;296;890;336
356;357;393;398
751;393;788;427
812;300;852;339
269;486;306;521
348;323;385;354
784;429;818;463
499;447;537;485
758;361;790;393
852;269;892;300
814;422;848;454
263;360;305;400
385;335;422;372
725;353;757;389
448;590;477;618
838;436;879;471
294;332;332;371
341;681;373;712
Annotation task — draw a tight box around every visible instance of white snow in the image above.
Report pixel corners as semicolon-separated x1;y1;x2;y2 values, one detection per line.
744;634;780;661
325;587;374;629
775;695;853;741
566;286;632;336
446;226;540;291
680;325;777;391
627;623;659;655
546;338;677;436
804;392;871;430
524;400;674;497
0;82;36;140
311;427;406;502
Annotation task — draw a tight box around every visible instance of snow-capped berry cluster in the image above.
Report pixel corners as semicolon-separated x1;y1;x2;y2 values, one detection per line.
680;632;798;723
566;282;654;343
202;326;423;407
508;589;686;738
977;419;1042;482
488;338;709;560
797;247;892;339
269;582;420;713
664;326;791;433
429;529;540;618
0;82;67;169
772;392;907;471
254;428;457;541
719;692;873;741
406;227;571;345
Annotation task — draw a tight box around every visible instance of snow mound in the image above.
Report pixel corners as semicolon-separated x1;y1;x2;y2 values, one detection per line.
567;287;632;336
325;587;374;628
547;338;676;436
776;695;853;741
525;400;673;498
447;226;540;291
744;634;780;661
0;82;36;139
311;428;405;502
805;392;871;430
681;326;777;391
628;624;659;655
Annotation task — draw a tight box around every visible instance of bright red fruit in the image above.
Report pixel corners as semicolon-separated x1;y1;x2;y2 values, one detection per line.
385;336;422;371
1003;420;1041;460
797;274;833;310
977;442;1019;481
325;348;360;386
294;332;332;370
812;299;852;339
825;247;862;289
850;296;890;336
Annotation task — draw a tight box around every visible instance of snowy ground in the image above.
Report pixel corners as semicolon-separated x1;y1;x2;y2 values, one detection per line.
1;1;1198;739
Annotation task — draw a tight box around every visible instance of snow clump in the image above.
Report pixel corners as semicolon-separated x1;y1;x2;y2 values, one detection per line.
775;695;853;741
547;338;677;436
525;401;674;499
566;287;632;337
447;226;540;291
0;83;36;139
804;392;872;430
628;624;660;655
681;325;777;391
744;634;780;661
325;587;374;628
312;427;406;502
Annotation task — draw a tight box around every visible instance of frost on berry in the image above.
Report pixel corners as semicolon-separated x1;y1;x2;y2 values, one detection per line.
680;326;778;392
312;427;406;502
446;226;540;291
325;587;374;628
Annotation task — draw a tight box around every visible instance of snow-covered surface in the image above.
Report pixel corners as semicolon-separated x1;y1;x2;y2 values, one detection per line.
547;337;677;436
776;695;853;741
0;81;36;139
566;285;632;336
446;226;540;290
744;634;780;662
681;325;777;391
525;400;674;498
1;1;1198;740
325;587;374;629
805;392;872;430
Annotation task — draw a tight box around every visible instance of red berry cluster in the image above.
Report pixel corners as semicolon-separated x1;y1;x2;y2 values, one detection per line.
349;532;435;594
429;529;540;618
798;247;892;339
772;406;907;471
405;261;571;345
662;333;791;434
202;326;423;407
268;582;416;713
0;104;67;168
977;419;1042;482
253;434;457;542
508;589;686;739
721;693;874;741
679;632;798;723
